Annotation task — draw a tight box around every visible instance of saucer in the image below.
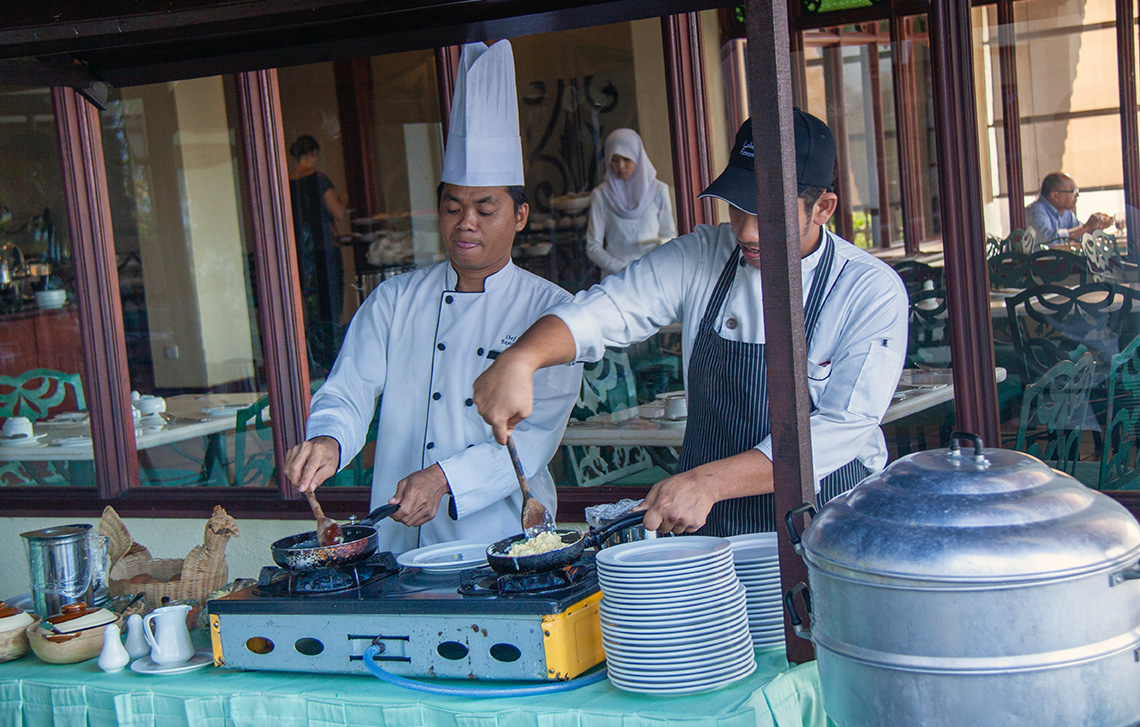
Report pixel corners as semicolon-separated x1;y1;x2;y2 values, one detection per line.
202;403;247;417
0;433;46;446
130;651;212;675
51;435;93;447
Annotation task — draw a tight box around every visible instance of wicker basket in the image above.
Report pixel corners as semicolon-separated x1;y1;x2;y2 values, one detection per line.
102;505;239;608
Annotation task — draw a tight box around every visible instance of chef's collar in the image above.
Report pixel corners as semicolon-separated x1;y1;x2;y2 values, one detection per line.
444;258;518;294
800;229;829;275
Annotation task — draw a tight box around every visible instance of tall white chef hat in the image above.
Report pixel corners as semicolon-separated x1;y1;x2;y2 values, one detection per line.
440;40;524;188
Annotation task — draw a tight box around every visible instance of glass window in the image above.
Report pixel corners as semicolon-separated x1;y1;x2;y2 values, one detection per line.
512;20;676;292
100;76;272;487
0;84;90;487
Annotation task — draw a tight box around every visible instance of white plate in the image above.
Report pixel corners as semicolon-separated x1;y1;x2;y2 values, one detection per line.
396;539;490;572
130;651;213;675
602;628;748;661
601;582;745;615
601;598;746;630
50;435;92;447
609;656;756;694
48;412;88;423
597;536;731;569
607;641;754;678
598;560;735;586
599;569;737;594
202;403;247;416
602;613;750;647
597;550;734;579
0;433;47;446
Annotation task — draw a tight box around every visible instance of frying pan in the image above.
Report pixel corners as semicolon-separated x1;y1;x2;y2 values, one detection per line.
486;510;646;575
271;504;399;571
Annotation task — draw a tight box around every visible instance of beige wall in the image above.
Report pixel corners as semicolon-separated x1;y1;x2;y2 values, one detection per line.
277;62;348;230
125;78;255;390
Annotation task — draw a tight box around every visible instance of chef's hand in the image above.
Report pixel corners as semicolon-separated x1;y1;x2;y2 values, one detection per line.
636;470;721;535
473;352;536;445
389;464;451;528
636;450;776;534
285;436;341;493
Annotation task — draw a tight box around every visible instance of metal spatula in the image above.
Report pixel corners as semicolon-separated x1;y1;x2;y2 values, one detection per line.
506;435;555;537
303;489;344;546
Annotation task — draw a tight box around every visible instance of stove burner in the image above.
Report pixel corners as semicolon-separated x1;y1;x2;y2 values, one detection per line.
254;552;400;597
457;558;597;598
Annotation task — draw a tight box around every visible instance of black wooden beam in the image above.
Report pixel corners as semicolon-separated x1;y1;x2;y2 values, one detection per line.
744;0;816;666
928;0;1001;445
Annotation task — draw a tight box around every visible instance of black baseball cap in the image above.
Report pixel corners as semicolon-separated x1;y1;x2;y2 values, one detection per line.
699;108;837;215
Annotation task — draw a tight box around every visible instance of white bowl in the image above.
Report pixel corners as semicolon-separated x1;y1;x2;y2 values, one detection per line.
35;290;67;309
551;193;591;215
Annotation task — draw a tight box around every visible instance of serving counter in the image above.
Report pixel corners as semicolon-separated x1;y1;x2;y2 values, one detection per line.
0;646;829;727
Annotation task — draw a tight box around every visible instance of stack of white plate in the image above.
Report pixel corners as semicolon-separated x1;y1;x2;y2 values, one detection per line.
727;533;785;648
596;536;756;695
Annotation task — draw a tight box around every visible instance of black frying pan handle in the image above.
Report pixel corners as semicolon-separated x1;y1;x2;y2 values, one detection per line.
359;503;400;526
586;510;646;547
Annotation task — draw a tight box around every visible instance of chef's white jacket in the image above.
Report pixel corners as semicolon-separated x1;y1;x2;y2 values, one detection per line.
307;260;583;553
585;181;677;276
551;223;908;482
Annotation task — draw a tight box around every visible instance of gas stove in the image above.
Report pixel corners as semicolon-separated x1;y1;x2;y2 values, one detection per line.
208;553;604;681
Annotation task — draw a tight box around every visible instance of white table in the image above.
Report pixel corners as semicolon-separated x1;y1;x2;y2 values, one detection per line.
561;368;1007;448
0;393;261;485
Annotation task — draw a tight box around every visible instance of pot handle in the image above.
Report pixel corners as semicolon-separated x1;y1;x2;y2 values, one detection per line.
586;510;646;547
1110;562;1140;586
785;503;816;554
783;582;812;641
948;431;986;461
359;504;400;527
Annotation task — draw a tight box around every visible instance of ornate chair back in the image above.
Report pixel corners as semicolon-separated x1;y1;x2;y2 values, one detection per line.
0;368;86;420
1005;283;1140;384
1101;334;1140;490
1015;352;1097;476
566;349;659;487
890;260;942;297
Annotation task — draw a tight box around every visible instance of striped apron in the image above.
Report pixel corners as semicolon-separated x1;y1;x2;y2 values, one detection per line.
676;232;870;536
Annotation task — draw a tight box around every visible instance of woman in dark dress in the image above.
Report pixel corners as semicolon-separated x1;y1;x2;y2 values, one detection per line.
288;135;349;375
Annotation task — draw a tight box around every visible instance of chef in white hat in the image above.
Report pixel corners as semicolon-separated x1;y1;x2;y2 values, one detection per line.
285;40;582;554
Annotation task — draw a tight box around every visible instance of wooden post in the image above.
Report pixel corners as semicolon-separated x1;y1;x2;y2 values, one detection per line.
866;29;893;248
52;86;137;497
1117;0;1140;259
234;69;311;498
334;58;381;217
997;0;1026;231
744;0;816;665
928;0;1001;445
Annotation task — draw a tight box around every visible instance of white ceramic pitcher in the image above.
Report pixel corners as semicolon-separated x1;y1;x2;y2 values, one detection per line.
142;604;194;666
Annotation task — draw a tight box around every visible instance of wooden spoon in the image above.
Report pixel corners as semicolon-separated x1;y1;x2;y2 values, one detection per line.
506;435;555;537
303;489;344;546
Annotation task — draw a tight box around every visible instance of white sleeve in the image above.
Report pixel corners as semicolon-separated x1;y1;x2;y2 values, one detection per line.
585;191;626;276
438;360;582;519
305;288;391;470
551;232;696;363
753;270;908;480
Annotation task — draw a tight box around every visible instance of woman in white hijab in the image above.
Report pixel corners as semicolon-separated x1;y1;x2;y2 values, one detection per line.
586;129;677;276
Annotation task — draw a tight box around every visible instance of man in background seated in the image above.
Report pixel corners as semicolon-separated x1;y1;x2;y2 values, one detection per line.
1025;172;1111;247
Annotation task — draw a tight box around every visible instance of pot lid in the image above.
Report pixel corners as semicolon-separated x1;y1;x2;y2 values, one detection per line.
801;434;1140;583
19;525;90;542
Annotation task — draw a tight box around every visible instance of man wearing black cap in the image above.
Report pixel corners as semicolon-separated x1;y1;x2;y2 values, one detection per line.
473;111;908;536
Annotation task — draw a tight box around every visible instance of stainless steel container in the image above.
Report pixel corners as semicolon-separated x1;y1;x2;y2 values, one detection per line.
785;433;1140;727
20;525;94;617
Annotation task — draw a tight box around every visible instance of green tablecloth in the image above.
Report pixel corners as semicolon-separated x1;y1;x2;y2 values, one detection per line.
0;647;830;727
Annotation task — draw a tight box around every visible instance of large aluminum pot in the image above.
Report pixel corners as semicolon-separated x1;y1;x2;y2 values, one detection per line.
783;432;1140;727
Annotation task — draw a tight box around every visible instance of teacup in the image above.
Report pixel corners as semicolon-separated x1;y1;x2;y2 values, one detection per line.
134;396;166;416
2;416;32;439
664;395;687;420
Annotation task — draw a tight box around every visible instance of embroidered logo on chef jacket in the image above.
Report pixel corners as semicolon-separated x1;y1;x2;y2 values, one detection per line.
500;334;517;347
